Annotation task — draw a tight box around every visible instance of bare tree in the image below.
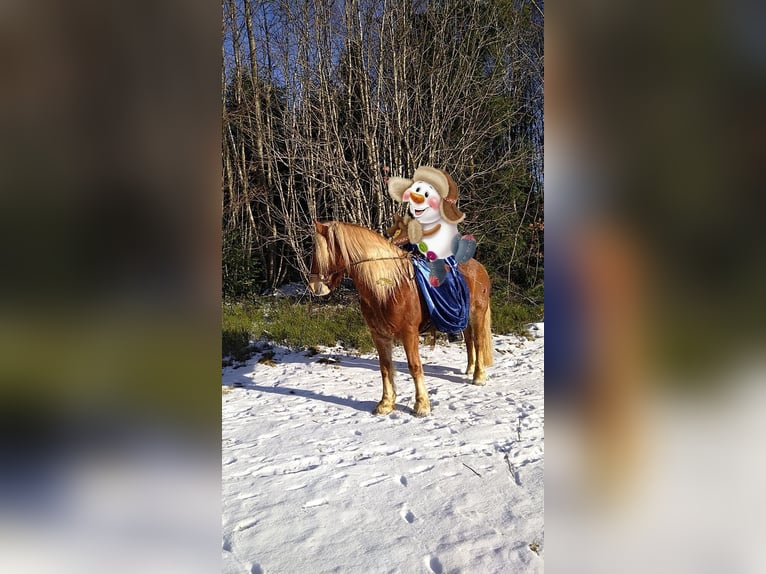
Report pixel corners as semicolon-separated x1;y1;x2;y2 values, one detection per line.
222;0;544;292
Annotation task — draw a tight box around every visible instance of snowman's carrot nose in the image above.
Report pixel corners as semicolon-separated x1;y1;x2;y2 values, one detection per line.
410;191;425;204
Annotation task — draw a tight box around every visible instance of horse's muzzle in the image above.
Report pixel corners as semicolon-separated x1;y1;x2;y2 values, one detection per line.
307;274;331;297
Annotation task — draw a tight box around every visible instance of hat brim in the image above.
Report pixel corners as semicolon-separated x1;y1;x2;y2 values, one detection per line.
388;177;412;202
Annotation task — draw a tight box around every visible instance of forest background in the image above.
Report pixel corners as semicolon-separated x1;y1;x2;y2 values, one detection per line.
221;0;544;351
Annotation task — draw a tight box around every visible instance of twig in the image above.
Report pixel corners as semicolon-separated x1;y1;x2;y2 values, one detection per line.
462;462;482;477
504;452;522;486
462;462;482;478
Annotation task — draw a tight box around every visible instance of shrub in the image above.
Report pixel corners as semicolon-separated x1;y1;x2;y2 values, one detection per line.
489;281;544;337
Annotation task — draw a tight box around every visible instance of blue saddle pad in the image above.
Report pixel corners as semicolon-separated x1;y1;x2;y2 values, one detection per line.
411;255;469;334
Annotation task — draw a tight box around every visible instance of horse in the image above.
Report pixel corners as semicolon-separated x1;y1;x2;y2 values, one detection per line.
308;221;493;417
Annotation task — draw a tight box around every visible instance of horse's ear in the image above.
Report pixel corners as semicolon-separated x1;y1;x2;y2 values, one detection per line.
315;220;328;236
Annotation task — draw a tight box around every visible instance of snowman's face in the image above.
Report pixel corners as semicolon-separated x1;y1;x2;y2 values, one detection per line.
403;181;442;225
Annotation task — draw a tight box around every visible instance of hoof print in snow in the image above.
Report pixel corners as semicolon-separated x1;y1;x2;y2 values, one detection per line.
400;506;415;523
222;333;543;573
426;555;444;574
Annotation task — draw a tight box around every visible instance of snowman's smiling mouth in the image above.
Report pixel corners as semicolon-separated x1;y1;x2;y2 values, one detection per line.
413;208;426;217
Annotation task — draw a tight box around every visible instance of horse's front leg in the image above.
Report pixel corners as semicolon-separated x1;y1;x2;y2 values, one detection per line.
402;329;430;417
371;333;396;415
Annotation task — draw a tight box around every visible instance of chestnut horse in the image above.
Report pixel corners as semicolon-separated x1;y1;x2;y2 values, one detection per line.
308;221;493;417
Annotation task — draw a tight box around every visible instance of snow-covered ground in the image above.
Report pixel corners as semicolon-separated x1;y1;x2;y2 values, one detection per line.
222;326;544;574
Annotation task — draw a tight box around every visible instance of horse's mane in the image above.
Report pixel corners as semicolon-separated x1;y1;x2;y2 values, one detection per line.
316;221;411;301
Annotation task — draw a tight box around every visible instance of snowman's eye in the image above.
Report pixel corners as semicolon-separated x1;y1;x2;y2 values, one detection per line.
424;190;430;197
415;186;420;192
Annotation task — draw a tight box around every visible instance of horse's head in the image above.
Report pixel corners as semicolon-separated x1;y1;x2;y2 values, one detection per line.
308;221;345;296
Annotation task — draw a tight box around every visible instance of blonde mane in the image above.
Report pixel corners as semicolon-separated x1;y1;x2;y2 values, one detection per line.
315;222;411;301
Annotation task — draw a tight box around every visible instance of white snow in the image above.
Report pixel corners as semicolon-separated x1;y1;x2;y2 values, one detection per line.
222;326;544;573
263;282;309;298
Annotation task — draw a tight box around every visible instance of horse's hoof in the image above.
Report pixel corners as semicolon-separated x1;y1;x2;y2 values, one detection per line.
413;402;431;417
472;377;487;386
374;402;395;415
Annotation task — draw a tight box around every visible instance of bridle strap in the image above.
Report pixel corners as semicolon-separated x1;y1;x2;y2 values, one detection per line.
310;254;415;285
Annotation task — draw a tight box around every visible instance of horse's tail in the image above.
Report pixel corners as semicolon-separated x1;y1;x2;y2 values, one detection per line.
481;303;494;367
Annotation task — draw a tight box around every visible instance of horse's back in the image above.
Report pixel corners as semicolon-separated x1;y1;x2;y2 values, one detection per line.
458;258;491;297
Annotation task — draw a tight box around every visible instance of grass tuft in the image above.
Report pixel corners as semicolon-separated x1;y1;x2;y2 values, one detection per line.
257;350;277;366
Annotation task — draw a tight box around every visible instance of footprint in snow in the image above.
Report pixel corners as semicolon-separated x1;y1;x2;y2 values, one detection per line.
425;555;444;574
400;505;415;524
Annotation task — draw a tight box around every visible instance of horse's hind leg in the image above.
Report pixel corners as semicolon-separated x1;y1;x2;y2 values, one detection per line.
372;334;397;415
402;329;430;417
463;324;476;376
471;307;488;386
472;339;486;385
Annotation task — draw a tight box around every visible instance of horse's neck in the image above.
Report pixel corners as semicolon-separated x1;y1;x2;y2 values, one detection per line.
340;228;407;299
